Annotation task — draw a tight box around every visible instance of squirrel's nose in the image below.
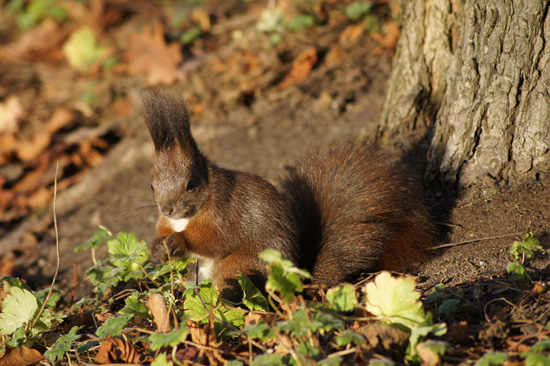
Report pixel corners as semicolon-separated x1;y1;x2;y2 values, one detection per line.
161;206;174;216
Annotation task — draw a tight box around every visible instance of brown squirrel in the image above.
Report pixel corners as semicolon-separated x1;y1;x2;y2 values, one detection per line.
142;89;435;301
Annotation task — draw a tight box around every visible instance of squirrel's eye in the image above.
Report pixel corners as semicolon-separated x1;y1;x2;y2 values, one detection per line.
150;184;155;192
186;180;196;191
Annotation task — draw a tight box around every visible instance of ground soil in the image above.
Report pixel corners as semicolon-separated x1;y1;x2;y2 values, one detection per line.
0;0;549;361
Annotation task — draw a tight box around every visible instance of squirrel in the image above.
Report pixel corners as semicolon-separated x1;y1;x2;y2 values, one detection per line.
142;89;435;301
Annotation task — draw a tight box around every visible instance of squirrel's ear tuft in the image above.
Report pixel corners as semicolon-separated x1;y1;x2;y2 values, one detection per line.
142;88;193;151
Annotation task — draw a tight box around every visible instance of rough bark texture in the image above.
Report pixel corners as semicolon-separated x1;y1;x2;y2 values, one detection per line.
380;0;550;186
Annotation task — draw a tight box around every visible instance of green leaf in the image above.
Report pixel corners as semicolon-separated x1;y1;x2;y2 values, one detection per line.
438;298;461;317
120;292;150;318
368;358;396;366
44;326;82;362
237;273;270;311
345;1;374;21
523;352;550;366
180;26;202;45
319;356;343;366
326;284;357;312
151;352;174;366
225;361;245;366
260;249;311;303
364;271;429;328
532;340;550;352
421;340;450;355
507;262;528;280
475;351;508;366
408;322;447;359
510;232;542;261
96;315;130;338
149;324;188;351
296;341;321;360
0;285;38;335
107;232;149;269
63;28;106;72
288;14;315;31
233;322;274;342
75;228;113;252
251;353;285;366
335;330;365;347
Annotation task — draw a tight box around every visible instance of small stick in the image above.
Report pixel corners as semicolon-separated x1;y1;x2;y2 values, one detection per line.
428;232;525;250
32;161;61;328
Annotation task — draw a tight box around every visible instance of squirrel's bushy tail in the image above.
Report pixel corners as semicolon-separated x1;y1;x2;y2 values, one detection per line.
281;140;435;286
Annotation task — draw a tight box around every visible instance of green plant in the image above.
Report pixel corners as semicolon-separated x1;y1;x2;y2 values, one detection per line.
506;232;543;281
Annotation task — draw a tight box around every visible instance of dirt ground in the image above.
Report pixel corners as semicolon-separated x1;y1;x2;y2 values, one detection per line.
0;1;549;358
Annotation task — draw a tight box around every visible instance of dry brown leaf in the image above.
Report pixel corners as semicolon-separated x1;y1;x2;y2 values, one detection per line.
0;133;18;161
279;47;318;90
324;43;342;66
0;346;43;366
95;337;139;364
0;97;23;133
243;312;275;327
125;23;183;85
16;134;51;162
46;108;75;134
355;323;409;349
339;23;364;46
26;187;52;209
0;252;15;277
13;155;49;194
148;293;172;333
371;20;400;52
191;9;211;31
0;21;68;63
416;342;440;366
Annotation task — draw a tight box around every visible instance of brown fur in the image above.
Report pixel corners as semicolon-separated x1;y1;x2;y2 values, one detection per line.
142;89;435;301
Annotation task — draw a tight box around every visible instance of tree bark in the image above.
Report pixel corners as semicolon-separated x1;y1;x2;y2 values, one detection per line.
380;0;550;187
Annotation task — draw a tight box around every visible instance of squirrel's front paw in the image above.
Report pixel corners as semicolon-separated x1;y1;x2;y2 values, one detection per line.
149;235;185;262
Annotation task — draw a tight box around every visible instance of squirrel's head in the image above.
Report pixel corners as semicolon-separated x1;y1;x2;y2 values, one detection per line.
142;88;210;219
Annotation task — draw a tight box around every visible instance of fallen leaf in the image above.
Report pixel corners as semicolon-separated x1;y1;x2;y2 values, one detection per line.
416;342;440;366
371;20;400;53
0;97;23;133
339;23;364;46
324;43;342;66
63;28;106;72
355;323;409;350
0;346;43;366
26;187;52;209
0;133;18;162
125;23;183;85
16;134;51;162
191;9;211;31
0;21;68;63
46;108;75;134
13;155;50;193
148;293;172;333
95;338;139;364
279;47;318;90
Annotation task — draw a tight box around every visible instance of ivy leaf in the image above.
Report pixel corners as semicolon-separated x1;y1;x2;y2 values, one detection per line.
149;324;188;351
63;28;106;72
96;315;130;338
335;330;365;347
475;351;508;366
532;339;550;352
151;352;174;366
259;249;311;303
107;232;149;270
326;284;357;312
522;352;550;366
506;262;528;281
237;273;270;311
75;228;113;253
510;232;542;261
0;285;38;335
120;292;150;318
44;326;82;362
236;322;275;342
364;271;428;328
251;353;285;366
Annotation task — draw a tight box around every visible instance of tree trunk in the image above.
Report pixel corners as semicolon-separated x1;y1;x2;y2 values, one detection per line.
380;0;550;187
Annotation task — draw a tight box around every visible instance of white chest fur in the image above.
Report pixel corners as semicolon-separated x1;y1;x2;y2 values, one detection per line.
166;217;214;281
168;218;189;232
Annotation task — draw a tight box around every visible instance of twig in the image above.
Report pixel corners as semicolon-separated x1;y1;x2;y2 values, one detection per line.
32;161;61;328
428;232;524;250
